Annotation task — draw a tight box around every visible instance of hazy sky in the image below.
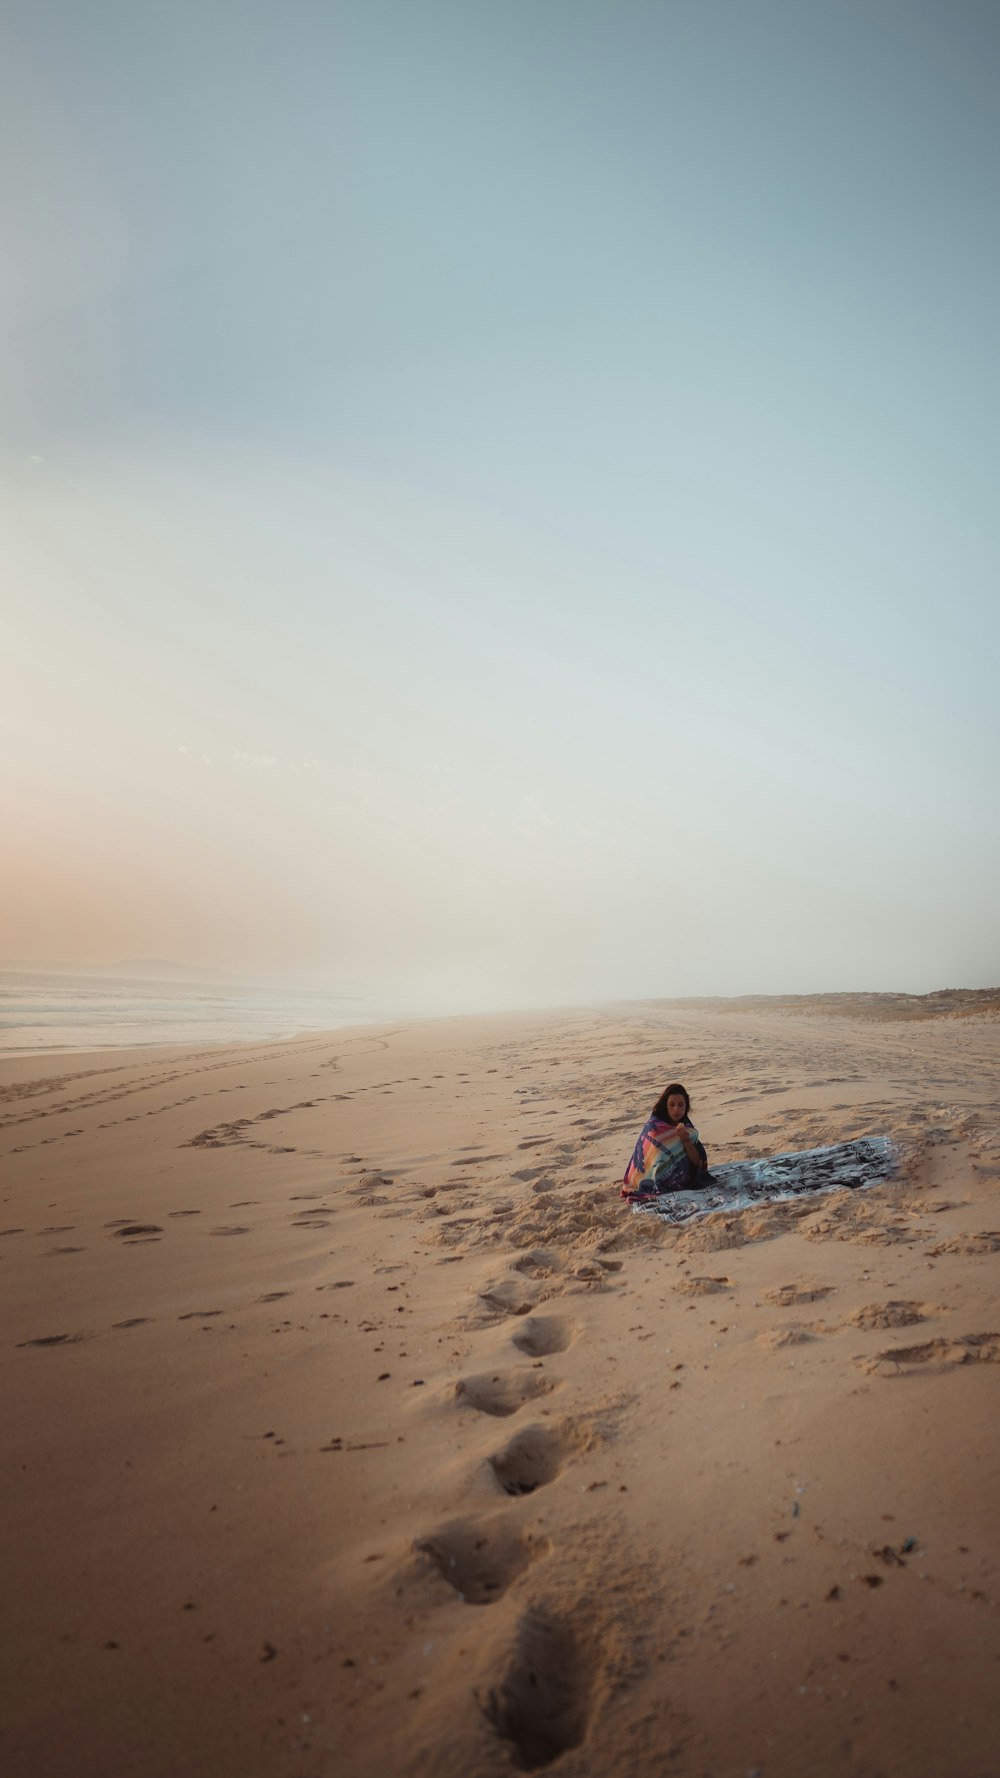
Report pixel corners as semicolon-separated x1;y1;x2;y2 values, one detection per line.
3;0;998;1009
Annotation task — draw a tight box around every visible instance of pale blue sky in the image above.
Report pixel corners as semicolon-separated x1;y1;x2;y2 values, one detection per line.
3;1;998;1006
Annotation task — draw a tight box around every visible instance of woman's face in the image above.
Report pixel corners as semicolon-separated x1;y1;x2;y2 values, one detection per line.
666;1092;688;1124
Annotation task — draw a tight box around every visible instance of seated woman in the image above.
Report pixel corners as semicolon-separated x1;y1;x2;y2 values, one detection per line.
621;1081;709;1200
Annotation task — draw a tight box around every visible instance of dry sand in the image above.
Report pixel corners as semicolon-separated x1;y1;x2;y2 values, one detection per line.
2;1000;999;1778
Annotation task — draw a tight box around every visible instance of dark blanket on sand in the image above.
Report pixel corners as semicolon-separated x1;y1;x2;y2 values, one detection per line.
628;1136;898;1227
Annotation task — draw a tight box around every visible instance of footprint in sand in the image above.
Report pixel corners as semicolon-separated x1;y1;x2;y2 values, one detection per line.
756;1325;829;1351
477;1280;542;1319
802;1206;917;1249
110;1223;163;1239
258;1291;292;1303
763;1283;836;1307
848;1301;930;1330
676;1275;732;1297
455;1371;557;1418
510;1317;573;1357
510;1249;564;1282
857;1333;1000;1376
413;1516;550;1605
16;1333;84;1348
112;1317;151;1329
209;1226;251;1237
488;1425;567;1497
926;1231;1000;1256
482;1608;592;1768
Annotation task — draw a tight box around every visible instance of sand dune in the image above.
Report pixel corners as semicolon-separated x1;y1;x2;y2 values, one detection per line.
2;1001;999;1777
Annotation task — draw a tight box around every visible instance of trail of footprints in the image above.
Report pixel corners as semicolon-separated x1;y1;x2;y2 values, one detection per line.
9;1187;355;1346
401;1280;595;1770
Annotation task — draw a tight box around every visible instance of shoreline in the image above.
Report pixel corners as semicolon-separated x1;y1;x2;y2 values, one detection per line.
4;984;997;1064
0;1019;396;1064
3;1003;999;1777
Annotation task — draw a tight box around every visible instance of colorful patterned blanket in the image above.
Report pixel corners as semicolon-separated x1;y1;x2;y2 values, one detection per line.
628;1136;899;1226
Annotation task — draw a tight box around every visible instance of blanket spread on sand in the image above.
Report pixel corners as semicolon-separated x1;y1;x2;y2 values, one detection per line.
628;1136;898;1227
623;1117;704;1195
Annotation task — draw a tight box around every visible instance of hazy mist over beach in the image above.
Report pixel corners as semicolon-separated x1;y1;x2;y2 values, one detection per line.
4;1;999;1014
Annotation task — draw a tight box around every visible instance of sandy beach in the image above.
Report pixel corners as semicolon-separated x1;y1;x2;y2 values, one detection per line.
2;999;999;1778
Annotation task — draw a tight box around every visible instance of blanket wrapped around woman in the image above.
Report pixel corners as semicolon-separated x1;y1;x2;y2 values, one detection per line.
621;1117;707;1199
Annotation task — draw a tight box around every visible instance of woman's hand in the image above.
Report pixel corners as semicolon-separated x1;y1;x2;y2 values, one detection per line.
675;1126;703;1168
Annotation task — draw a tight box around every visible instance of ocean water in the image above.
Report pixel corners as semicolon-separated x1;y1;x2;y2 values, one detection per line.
0;970;394;1054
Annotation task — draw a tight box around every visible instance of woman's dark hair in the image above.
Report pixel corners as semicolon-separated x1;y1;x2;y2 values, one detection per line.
652;1082;691;1122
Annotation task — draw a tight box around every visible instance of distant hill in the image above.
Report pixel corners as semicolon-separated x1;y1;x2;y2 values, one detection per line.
649;989;1000;1022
